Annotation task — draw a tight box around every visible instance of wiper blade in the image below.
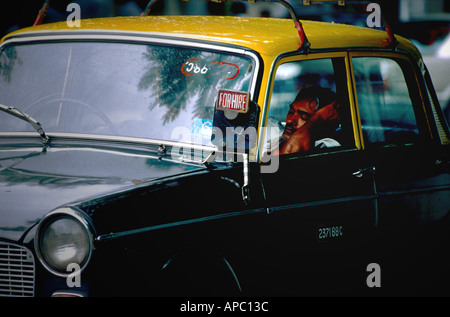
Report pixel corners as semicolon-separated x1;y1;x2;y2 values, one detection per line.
0;104;50;145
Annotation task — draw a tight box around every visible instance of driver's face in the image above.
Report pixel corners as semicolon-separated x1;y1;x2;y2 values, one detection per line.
282;97;318;140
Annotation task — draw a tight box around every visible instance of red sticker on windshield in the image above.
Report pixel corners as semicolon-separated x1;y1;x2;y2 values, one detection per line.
217;89;249;113
211;61;240;80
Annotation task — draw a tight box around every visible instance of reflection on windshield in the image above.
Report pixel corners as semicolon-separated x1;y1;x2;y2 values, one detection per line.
0;46;17;83
0;41;254;145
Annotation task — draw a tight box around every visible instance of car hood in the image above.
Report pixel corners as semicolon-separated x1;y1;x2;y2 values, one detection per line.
0;143;205;242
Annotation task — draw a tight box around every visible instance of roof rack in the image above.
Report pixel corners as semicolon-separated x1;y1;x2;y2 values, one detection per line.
33;0;397;52
257;0;311;53
33;0;51;26
300;0;398;50
142;0;159;16
143;0;311;53
143;0;398;52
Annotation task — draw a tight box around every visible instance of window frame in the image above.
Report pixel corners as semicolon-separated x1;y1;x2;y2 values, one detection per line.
258;52;360;161
348;51;432;150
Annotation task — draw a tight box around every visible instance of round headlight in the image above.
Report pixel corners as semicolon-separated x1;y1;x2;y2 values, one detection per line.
36;208;94;276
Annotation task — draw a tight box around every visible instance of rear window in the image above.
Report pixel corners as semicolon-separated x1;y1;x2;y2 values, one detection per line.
352;57;420;146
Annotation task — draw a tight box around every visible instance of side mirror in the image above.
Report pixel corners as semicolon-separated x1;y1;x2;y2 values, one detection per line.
211;89;260;152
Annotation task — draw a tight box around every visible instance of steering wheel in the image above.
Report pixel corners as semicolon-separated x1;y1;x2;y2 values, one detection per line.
24;95;119;135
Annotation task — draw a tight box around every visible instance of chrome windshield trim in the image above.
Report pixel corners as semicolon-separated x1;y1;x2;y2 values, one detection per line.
0;132;218;165
0;131;215;149
5;29;252;47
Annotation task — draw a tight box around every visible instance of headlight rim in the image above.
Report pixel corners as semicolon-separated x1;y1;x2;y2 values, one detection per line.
35;207;96;277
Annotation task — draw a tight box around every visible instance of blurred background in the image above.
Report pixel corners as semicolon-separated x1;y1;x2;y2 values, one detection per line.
0;0;445;35
0;0;449;120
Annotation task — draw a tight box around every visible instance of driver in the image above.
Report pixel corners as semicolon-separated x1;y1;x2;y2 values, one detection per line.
273;86;341;155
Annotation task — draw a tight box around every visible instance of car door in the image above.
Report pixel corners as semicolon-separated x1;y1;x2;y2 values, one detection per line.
254;53;378;293
349;52;450;291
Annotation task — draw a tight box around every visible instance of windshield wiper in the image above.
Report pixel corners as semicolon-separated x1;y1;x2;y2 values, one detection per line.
0;103;50;145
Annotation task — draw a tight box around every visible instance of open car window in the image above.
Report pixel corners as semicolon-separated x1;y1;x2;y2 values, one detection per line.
263;57;353;156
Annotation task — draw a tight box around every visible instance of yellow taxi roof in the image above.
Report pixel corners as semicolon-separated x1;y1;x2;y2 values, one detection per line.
3;15;418;59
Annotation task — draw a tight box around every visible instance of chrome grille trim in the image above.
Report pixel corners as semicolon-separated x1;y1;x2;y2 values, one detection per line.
0;241;35;297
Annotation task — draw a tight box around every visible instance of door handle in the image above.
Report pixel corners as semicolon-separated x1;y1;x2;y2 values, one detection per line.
352;166;375;178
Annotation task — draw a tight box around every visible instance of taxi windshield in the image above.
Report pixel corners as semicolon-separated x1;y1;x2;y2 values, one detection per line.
0;40;255;146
